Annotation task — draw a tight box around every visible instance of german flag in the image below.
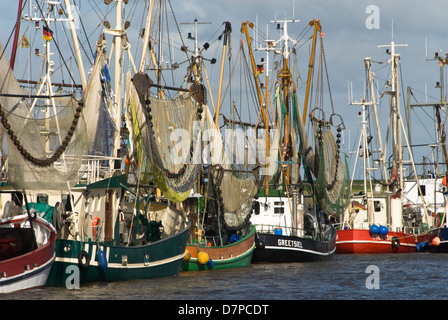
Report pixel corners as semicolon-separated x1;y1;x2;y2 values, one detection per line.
256;64;264;75
43;26;53;41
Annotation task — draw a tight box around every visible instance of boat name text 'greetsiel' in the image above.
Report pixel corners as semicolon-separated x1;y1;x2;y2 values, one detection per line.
278;239;303;248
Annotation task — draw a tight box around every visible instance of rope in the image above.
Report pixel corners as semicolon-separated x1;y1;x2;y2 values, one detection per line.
0;101;84;167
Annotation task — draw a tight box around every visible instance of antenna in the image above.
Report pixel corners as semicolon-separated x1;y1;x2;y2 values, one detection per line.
391;18;394;41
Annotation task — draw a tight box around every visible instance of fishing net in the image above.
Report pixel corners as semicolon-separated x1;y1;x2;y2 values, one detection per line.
203;96;281;229
84;42;116;159
312;119;351;215
291;87;350;215
126;72;202;202
0;42;89;191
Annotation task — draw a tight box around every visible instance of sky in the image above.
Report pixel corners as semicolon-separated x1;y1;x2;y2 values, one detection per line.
1;0;448;179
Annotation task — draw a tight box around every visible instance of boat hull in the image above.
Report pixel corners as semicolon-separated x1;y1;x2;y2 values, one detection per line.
182;225;256;271
336;229;417;254
46;219;190;285
251;226;336;263
0;215;56;293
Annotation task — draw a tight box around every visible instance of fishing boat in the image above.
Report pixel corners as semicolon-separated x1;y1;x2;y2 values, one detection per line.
241;18;348;263
171;19;257;271
0;192;56;293
336;39;431;253
0;0;190;286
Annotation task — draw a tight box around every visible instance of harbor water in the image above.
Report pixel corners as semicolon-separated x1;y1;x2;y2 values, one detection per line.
2;252;448;301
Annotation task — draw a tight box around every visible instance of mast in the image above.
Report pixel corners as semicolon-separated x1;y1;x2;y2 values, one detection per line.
139;0;155;73
10;0;24;70
365;57;388;181
241;21;272;194
408;50;448;170
103;0;126;159
302;19;321;124
378;39;407;192
63;0;87;91
271;17;298;186
181;19;211;84
214;21;231;129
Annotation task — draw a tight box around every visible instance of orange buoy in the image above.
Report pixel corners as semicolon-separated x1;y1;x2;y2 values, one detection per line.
124;155;131;166
443;176;447;187
432;237;441;246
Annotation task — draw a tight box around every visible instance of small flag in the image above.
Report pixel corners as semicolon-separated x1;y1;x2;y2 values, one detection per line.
256;64;264;75
20;35;30;48
43;25;53;41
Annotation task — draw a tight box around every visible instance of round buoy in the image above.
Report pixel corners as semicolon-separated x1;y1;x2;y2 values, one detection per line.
416;242;427;252
369;224;379;234
197;251;209;265
379;226;388;236
125;155;131;166
432;237;441;246
183;249;191;261
229;234;241;243
207;258;215;269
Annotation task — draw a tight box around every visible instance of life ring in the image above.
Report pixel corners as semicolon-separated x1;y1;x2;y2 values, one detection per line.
78;250;90;268
391;236;400;249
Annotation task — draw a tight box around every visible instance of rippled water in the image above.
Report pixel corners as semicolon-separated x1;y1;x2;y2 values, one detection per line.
3;253;448;301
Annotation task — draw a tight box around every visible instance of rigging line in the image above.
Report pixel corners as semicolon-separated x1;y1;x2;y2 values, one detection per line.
72;0;95;61
408;86;440;103
132;0;147;61
294;24;312;44
218;43;242;120
167;0;189;61
321;37;335;115
240;43;260;124
34;1;78;87
52;19;65;83
86;0;105;23
0;1;27;92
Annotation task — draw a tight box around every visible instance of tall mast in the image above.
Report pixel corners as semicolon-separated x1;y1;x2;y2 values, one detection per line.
181;19;211;83
215;21;231;129
139;0;155;73
103;0;126;159
364;57;388;181
302;19;321;124
378;39;407;192
63;0;87;91
10;0;24;70
255;24;276;195
408;50;448;170
271;17;298;186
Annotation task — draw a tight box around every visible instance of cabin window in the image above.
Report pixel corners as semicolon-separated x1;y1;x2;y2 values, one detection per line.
11;192;23;206
274;207;284;214
418;185;426;197
374;201;381;212
37;193;48;204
